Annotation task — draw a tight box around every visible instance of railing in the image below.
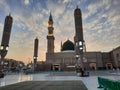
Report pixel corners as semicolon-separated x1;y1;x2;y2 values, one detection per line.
98;77;120;90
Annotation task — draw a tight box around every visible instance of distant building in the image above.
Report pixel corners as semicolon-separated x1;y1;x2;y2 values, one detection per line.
0;58;24;71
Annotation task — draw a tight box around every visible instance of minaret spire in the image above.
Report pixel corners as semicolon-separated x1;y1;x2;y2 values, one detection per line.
76;5;78;9
9;12;11;16
49;12;53;22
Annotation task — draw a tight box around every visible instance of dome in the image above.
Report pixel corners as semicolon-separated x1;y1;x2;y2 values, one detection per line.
61;40;74;51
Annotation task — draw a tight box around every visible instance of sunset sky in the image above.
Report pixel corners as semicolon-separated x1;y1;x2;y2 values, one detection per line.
0;0;120;64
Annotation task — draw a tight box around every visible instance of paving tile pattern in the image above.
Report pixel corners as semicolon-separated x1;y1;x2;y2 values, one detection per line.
0;81;88;90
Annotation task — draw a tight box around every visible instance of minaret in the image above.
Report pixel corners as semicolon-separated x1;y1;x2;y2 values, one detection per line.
47;13;55;53
33;37;39;64
0;14;13;60
74;6;84;70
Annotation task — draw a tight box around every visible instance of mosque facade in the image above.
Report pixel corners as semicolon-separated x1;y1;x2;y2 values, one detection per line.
37;7;120;71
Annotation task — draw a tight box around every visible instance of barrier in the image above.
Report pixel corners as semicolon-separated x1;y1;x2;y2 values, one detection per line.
98;77;120;90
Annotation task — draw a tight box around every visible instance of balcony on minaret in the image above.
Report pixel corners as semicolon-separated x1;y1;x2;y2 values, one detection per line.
48;34;53;36
48;23;53;27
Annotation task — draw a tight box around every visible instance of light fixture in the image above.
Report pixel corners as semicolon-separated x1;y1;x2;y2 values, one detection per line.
76;42;78;46
34;56;38;59
0;46;4;50
6;46;9;50
79;47;83;50
19;63;22;67
79;41;82;46
28;64;32;68
75;55;80;58
34;57;36;59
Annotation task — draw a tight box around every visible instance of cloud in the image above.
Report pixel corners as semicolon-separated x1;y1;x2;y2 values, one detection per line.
0;0;120;64
0;0;10;13
81;0;120;52
0;23;3;40
24;0;30;5
3;2;50;63
46;0;66;18
63;0;71;3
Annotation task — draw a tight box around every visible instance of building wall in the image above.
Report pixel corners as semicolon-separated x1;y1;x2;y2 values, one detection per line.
46;51;113;70
45;46;120;70
46;51;76;65
101;52;112;69
110;46;120;68
84;52;103;69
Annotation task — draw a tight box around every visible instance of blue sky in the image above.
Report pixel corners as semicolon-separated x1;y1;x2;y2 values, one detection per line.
0;0;120;64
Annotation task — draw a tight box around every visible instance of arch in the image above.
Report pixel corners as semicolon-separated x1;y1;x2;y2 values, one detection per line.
89;63;96;70
106;63;113;70
53;64;60;71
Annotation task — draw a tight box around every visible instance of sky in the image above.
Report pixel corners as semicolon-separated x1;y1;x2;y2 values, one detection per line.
0;0;120;64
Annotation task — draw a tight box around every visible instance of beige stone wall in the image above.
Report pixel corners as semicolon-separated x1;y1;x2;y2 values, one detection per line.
46;51;110;70
111;46;120;68
102;52;112;69
45;46;120;70
46;51;76;65
84;52;103;69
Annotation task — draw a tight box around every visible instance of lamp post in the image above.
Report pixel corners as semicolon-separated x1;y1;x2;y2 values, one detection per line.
83;57;87;63
33;56;38;71
75;41;84;68
75;40;85;77
0;46;9;71
0;14;13;73
75;55;80;65
83;57;87;70
28;64;32;69
75;55;80;73
33;38;39;72
19;63;23;72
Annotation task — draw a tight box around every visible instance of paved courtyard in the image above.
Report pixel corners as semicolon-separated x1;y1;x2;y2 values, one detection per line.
0;71;120;90
0;81;87;90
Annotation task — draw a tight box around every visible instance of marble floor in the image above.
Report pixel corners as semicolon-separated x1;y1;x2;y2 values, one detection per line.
0;71;120;90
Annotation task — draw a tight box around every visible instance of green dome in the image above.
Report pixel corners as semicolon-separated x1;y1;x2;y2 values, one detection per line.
61;40;74;51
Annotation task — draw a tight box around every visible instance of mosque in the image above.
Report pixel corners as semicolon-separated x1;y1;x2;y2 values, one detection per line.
36;6;120;71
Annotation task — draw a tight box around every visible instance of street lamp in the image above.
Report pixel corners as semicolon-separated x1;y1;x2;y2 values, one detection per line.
75;40;85;77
